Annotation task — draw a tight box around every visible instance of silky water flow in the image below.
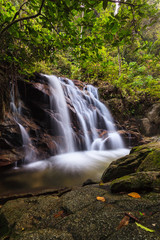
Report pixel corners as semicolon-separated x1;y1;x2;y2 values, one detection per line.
0;76;130;195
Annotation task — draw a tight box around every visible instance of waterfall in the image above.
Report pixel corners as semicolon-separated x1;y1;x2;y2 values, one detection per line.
44;75;124;153
44;75;75;153
0;76;130;194
10;82;36;164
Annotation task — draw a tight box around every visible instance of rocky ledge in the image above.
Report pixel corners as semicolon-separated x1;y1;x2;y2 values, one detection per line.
102;140;160;193
0;140;160;240
0;185;160;240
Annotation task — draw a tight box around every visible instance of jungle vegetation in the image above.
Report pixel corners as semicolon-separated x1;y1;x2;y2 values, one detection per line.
0;0;160;103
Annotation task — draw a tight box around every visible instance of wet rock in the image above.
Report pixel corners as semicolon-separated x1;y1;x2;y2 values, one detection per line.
102;142;160;184
102;141;160;194
10;229;74;240
140;103;160;136
118;130;142;147
0;185;160;240
82;178;98;186
110;171;160;193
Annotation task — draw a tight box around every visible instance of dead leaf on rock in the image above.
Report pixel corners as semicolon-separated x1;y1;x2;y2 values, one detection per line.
117;215;130;230
96;196;105;202
128;192;141;198
125;212;140;223
54;210;64;218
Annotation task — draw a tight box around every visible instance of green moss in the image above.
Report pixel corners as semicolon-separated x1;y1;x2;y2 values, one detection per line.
138;151;160;172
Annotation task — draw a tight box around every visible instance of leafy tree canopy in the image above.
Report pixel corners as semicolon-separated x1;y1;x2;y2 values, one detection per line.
0;0;160;101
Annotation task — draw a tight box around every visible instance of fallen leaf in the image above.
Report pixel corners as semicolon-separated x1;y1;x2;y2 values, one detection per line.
96;196;105;202
128;192;141;198
54;210;64;218
135;222;155;232
99;181;104;186
125;212;140;222
117;215;130;230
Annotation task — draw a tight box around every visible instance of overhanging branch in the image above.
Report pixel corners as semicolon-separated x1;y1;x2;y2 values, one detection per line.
0;0;45;36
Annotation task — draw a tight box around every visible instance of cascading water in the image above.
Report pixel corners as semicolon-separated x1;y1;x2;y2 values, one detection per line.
44;75;75;153
10;82;36;164
0;76;130;195
45;75;124;153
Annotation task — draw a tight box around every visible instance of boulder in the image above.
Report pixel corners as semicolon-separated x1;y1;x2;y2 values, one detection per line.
110;171;160;193
0;185;160;240
140;103;160;136
102;141;160;193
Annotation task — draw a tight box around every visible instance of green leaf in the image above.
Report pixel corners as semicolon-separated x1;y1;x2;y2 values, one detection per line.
103;0;108;10
135;222;155;233
65;0;70;8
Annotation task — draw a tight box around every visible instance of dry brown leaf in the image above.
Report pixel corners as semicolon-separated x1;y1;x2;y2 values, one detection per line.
54;210;64;218
125;212;140;223
128;192;141;198
96;196;105;202
117;215;130;230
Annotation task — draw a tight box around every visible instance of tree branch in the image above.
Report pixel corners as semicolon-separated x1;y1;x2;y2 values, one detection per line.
108;0;139;7
11;1;28;23
41;14;61;37
0;0;45;36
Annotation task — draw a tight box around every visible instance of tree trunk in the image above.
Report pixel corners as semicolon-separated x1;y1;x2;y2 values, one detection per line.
118;45;121;76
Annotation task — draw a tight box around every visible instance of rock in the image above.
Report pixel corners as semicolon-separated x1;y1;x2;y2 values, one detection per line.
102;141;160;193
137;150;160;172
118;130;142;147
102;141;160;184
140;118;152;136
140;103;160;136
82;178;98;186
110;171;160;193
101;151;147;183
0;185;160;240
10;229;74;240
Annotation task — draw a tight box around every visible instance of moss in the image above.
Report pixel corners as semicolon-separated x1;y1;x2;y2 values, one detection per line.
138;150;160;172
0;213;10;239
110;172;160;193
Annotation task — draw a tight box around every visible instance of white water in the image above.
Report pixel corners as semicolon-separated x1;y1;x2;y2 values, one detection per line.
26;148;129;173
44;75;75;153
0;76;130;195
22;75;128;177
56;77;124;152
10;83;36;164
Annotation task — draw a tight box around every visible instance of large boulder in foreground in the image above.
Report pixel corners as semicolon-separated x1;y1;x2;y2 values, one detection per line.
101;141;160;193
0;185;160;240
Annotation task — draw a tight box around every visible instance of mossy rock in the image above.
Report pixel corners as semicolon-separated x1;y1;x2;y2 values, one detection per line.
138;150;160;172
102;142;160;183
110;171;160;193
130;141;160;153
101;151;150;183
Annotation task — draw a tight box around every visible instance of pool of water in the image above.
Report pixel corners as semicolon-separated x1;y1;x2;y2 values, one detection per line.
0;148;130;197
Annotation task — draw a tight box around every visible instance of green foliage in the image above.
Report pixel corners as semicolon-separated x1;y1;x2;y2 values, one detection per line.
0;0;160;104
